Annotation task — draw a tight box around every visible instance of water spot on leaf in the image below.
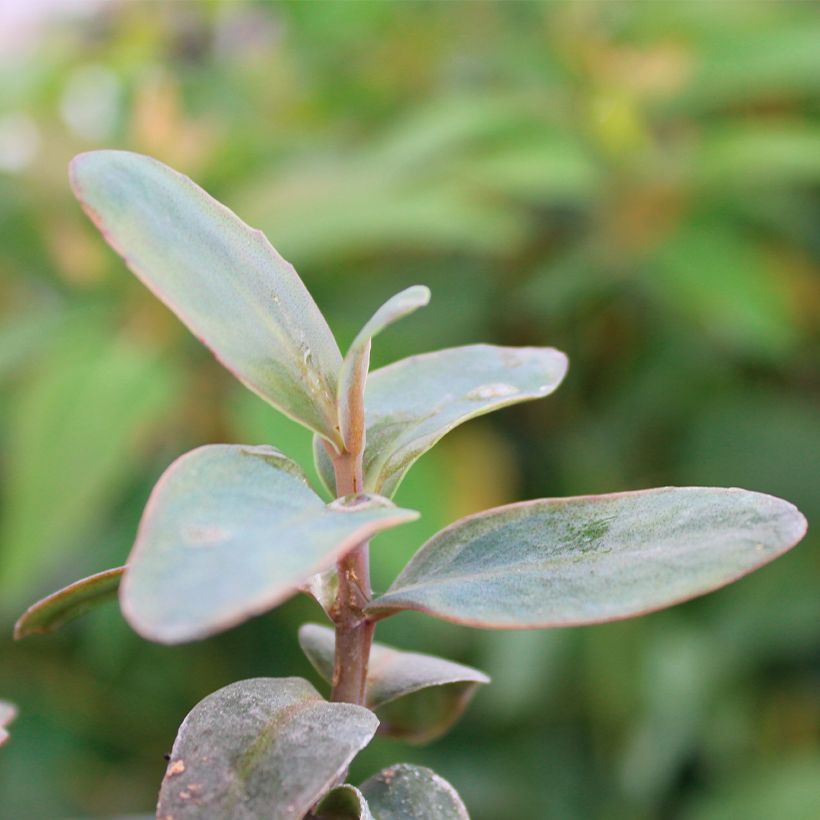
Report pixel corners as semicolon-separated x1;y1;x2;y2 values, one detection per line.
466;383;520;400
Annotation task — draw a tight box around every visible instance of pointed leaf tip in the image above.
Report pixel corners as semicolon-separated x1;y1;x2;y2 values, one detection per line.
157;678;378;819
368;487;807;628
70;150;343;445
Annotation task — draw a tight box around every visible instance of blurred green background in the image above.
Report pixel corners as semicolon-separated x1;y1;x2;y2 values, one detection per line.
1;1;818;817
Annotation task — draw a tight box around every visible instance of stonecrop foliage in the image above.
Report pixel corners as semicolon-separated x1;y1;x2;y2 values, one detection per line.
13;151;807;819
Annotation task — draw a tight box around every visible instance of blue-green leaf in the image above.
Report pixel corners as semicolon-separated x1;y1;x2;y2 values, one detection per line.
361;764;469;819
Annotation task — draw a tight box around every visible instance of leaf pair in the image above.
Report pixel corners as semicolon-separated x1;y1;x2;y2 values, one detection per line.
158;677;467;820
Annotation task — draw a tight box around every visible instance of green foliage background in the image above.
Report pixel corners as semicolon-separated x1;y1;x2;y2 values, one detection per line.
1;1;818;817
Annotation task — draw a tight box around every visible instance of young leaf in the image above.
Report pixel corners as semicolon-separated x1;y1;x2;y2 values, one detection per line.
360;764;469;819
14;566;125;639
338;286;430;459
315;785;374;820
121;445;418;644
70;150;344;446
299;623;489;744
316;344;568;497
0;701;16;748
157;678;378;820
367;488;807;628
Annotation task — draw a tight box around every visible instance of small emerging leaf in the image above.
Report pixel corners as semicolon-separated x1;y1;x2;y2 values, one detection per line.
157;678;378;820
316;344;568;497
368;488;807;628
315;785;374;820
361;764;469;819
70;151;344;445
0;701;16;747
121;445;418;643
338;286;430;459
299;623;489;744
14;566;124;639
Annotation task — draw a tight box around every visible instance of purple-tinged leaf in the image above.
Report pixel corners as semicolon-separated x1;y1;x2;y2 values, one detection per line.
316;344;568;498
368;488;807;628
338;286;430;461
157;678;378;820
315;784;374;819
0;701;16;747
299;623;489;744
70;150;344;446
121;445;418;644
360;764;469;819
14;566;125;639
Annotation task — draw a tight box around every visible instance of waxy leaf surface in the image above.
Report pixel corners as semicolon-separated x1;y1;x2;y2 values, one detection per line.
361;764;469;820
121;445;418;643
14;566;124;639
299;623;489;743
70;150;343;444
316;785;374;820
338;286;430;459
0;701;16;748
317;344;568;497
157;678;378;820
368;488;807;628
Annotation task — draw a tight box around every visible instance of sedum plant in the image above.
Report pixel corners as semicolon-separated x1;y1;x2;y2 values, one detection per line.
14;151;807;818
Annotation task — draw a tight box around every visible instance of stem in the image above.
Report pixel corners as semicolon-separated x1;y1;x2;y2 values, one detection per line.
329;448;374;706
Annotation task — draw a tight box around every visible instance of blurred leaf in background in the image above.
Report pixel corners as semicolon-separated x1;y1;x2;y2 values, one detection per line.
0;1;817;818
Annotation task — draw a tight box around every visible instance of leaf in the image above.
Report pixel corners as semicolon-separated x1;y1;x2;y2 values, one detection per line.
157;677;378;820
14;566;124;639
360;764;469;820
316;345;568;498
367;488;807;628
338;286;430;460
121;444;418;643
70;150;343;445
315;785;374;820
0;701;16;748
299;624;489;744
0;314;174;609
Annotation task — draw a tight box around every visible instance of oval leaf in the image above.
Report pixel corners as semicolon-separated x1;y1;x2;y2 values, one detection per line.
315;785;374;820
338;286;430;459
0;701;16;748
121;445;418;643
360;764;469;820
14;566;125;639
299;623;489;744
157;677;378;820
70;150;343;445
368;488;807;628
316;345;568;497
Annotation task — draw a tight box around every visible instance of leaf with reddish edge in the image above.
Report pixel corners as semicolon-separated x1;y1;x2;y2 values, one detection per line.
121;445;418;644
315;784;374;819
14;566;125;639
70;150;344;447
299;623;489;744
157;678;378;820
0;701;16;748
315;344;568;498
338;286;430;460
367;487;807;628
360;764;469;819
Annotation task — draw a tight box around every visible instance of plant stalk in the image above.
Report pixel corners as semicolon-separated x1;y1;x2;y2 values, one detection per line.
329;448;374;706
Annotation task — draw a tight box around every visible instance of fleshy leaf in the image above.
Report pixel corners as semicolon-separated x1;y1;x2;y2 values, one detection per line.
315;785;374;820
316;344;568;497
157;678;378;820
338;286;430;459
299;624;489;744
70;150;343;445
0;701;16;748
360;764;469;819
14;566;125;639
368;488;807;628
121;445;418;643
